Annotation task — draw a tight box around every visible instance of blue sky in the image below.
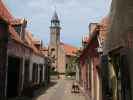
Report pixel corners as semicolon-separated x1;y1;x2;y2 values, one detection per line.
4;0;111;47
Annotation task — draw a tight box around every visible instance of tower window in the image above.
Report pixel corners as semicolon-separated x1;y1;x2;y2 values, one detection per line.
51;48;55;51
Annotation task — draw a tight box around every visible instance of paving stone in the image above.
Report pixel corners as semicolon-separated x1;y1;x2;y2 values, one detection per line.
35;79;85;100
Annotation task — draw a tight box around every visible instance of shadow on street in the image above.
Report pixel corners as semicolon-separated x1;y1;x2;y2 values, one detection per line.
33;80;57;99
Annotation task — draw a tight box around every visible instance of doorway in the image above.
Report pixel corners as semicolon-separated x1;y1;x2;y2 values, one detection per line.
39;64;43;84
120;55;132;100
32;63;38;83
24;60;30;86
7;56;20;98
113;54;132;100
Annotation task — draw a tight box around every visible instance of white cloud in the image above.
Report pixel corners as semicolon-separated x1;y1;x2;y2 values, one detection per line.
5;0;111;47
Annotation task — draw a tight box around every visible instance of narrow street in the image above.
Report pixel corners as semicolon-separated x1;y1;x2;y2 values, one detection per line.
1;0;133;100
34;79;85;100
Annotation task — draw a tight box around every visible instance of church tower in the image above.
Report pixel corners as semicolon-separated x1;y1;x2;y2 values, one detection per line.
49;11;61;71
50;11;61;46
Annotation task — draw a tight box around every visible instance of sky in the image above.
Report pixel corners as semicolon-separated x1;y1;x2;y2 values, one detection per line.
4;0;111;47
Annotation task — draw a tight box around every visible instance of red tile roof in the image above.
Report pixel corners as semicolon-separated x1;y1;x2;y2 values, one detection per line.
0;0;14;22
60;42;78;56
8;26;23;43
25;31;40;54
0;0;23;43
25;31;47;56
0;1;45;56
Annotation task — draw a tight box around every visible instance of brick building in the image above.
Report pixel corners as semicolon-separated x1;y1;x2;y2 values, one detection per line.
49;11;78;78
104;0;133;99
77;19;110;100
0;1;50;99
77;23;100;100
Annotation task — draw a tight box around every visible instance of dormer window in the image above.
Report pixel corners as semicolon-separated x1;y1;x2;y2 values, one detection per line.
51;48;55;51
11;19;27;40
13;25;21;36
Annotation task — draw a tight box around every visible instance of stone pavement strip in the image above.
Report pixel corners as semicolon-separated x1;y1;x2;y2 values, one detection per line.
34;79;85;100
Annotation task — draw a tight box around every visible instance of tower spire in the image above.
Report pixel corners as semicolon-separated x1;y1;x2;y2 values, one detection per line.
54;5;56;12
52;11;59;21
50;10;60;28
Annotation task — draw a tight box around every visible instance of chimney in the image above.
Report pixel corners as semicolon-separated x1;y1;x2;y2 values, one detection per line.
21;18;27;40
41;40;43;48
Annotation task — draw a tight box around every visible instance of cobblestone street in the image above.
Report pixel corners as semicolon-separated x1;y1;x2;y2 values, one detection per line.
1;0;132;100
34;79;85;100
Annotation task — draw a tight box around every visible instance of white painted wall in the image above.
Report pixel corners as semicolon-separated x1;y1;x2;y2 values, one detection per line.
31;54;44;64
29;53;45;82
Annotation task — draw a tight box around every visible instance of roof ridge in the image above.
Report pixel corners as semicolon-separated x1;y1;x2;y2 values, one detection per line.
0;0;14;21
60;42;78;48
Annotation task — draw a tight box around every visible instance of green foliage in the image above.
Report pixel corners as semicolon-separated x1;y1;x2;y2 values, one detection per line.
65;72;76;76
50;70;59;75
65;57;77;76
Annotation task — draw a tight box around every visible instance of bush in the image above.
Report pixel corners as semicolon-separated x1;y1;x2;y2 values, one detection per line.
66;72;76;76
50;70;59;75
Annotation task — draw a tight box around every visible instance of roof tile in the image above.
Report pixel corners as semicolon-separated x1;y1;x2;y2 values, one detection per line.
60;42;78;56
